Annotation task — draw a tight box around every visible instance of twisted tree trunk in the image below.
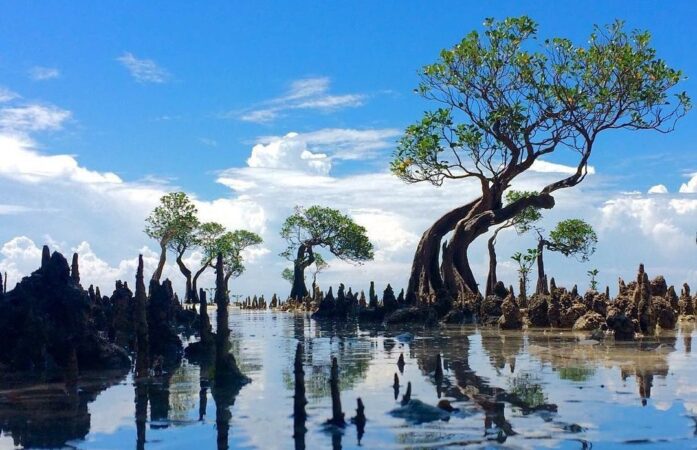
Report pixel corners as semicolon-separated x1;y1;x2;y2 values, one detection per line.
442;193;556;300
290;244;314;300
485;228;502;297
175;253;193;303
191;263;210;303
405;199;481;304
152;242;167;283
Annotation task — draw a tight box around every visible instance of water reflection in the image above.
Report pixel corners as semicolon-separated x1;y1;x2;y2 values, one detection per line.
0;369;127;448
1;315;697;449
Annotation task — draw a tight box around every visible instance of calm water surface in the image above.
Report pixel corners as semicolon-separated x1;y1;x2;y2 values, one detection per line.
1;311;697;449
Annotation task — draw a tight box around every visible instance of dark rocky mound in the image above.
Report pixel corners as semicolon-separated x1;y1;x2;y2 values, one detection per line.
0;247;130;376
148;279;184;365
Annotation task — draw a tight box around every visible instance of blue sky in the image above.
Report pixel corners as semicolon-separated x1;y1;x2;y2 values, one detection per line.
0;1;696;296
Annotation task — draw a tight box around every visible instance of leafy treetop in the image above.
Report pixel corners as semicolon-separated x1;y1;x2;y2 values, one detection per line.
391;16;689;192
144;192;199;250
504;190;543;234
217;230;263;280
547;218;597;261
280;205;374;263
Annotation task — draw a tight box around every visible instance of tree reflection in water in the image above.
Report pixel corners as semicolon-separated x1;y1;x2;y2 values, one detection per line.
0;317;694;449
0;370;127;449
526;328;677;406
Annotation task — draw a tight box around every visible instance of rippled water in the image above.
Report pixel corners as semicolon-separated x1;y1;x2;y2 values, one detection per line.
1;311;697;449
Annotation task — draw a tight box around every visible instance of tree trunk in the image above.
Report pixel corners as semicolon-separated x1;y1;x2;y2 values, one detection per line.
152;242;167;283
199;288;212;345
535;239;549;295
214;254;230;374
443;193;556;301
442;221;481;296
405;199;481;304
176;253;193;303
485;230;500;297
290;244;314;300
191;263;210;303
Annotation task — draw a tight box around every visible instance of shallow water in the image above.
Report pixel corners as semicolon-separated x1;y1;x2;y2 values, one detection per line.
1;311;697;449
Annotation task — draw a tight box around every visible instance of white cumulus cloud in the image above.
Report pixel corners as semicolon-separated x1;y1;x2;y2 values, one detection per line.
648;184;669;194
679;172;697;193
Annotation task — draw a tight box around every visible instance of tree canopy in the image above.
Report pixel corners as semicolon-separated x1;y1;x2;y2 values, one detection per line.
144;191;199;282
392;17;689;188
217;230;263;282
281;205;373;299
280;206;374;263
392;16;689;301
145;192;199;249
506;190;542;234
547;219;597;261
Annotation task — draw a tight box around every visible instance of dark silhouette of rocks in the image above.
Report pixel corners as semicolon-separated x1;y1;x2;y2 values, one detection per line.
0;371;127;448
109;280;134;348
382;284;398;312
70;253;80;285
134;255;150;379
147;278;183;366
0;247;130;376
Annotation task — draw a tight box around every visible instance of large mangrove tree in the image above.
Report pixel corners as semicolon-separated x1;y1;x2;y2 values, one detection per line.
392;17;689;305
281;205;373;299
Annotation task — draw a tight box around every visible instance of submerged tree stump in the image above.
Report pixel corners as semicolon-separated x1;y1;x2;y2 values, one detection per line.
327;356;345;426
401;381;412;406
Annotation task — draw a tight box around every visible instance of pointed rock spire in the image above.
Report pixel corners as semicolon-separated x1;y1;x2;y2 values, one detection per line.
71;253;80;285
41;245;50;269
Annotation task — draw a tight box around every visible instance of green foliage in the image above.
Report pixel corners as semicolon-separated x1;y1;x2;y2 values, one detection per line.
144;192;199;250
509;372;547;408
217;230;263;279
196;222;226;263
505;190;543;234
392;16;689;186
549;219;597;261
511;248;538;279
280;205;374;263
558;366;595;382
313;253;328;272
281;268;294;284
587;268;600;291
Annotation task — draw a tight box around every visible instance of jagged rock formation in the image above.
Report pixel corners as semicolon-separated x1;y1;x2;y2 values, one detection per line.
527;294;550;327
479;295;503;325
70;253;80;285
108;280;134;348
133;255;149;378
572;311;605;331
498;290;522;330
382;284;398;312
0;247;130;375
679;283;694;316
148;278;183;365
